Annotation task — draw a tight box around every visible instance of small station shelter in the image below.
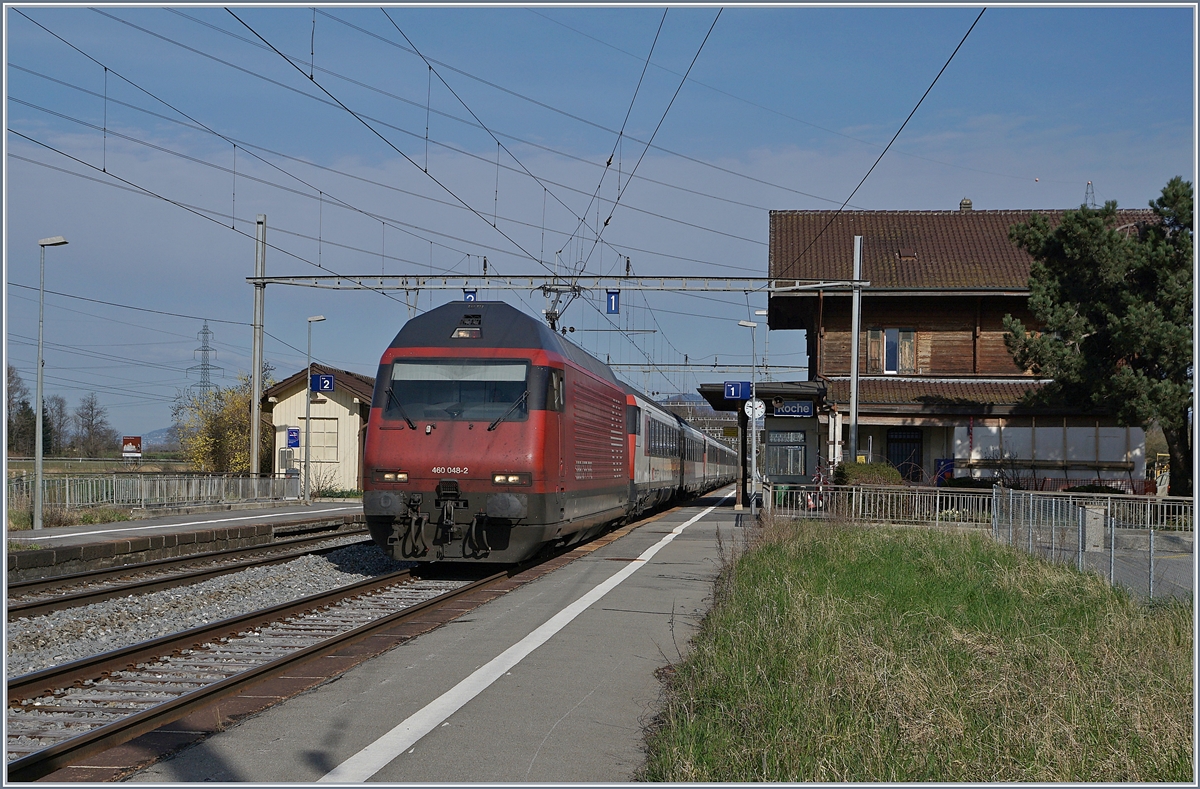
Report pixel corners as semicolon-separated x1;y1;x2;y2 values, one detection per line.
262;364;375;492
698;381;825;507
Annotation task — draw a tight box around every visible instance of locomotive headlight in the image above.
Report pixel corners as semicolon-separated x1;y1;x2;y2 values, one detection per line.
377;471;409;483
492;472;531;486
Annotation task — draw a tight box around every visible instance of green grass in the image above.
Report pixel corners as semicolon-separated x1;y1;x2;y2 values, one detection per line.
641;517;1193;782
6;506;133;531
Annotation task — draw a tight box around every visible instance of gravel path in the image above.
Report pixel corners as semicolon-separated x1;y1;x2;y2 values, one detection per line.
6;544;409;677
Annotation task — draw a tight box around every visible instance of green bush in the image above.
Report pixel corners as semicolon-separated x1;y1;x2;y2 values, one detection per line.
833;462;904;486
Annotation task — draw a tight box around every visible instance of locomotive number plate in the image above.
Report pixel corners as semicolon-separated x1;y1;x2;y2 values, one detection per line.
431;466;468;475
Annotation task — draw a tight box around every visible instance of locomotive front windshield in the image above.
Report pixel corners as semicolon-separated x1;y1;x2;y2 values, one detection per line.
383;360;530;422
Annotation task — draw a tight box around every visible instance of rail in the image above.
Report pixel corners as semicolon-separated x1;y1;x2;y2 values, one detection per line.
6;474;300;511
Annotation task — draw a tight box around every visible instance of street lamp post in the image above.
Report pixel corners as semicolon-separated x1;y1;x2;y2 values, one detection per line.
304;315;326;505
34;236;68;530
738;320;758;517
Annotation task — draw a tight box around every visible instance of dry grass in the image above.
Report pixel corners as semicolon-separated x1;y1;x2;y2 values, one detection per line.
641;516;1194;782
6;506;133;531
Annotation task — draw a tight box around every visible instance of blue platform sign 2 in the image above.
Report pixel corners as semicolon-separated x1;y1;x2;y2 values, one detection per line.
774;400;813;417
606;290;620;314
310;374;335;393
287;427;300;448
723;381;752;400
463;289;477;302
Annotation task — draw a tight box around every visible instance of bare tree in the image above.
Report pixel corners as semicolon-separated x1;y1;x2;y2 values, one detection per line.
44;394;71;455
7;364;29;416
7;365;34;456
74;393;120;458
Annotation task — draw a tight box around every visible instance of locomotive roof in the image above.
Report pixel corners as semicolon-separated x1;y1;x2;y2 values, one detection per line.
387;301;622;387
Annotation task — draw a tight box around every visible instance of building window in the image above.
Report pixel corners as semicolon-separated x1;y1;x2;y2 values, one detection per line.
766;430;806;477
868;328;916;374
301;417;339;462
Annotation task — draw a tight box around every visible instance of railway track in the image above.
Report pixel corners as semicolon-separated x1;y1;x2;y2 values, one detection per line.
6;566;506;781
6;530;370;619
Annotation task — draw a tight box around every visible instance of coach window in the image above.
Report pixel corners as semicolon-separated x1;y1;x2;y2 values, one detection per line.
766;429;806;477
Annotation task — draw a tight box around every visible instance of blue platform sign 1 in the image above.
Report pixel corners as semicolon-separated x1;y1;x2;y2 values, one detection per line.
606;290;620;314
463;289;477;302
774;400;814;417
723;381;752;400
287;427;300;448
310;374;335;393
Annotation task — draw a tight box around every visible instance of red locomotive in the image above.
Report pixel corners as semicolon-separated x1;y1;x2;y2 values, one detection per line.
363;301;735;563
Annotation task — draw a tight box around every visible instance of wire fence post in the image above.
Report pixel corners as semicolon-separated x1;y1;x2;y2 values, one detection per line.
1109;514;1115;585
1008;488;1014;546
991;486;998;540
1077;506;1083;572
1027;492;1033;554
1148;527;1155;600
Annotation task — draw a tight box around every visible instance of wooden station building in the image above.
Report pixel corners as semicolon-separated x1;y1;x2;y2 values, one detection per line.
740;199;1155;493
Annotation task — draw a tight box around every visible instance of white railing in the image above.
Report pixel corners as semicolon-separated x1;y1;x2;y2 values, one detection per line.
6;474;301;511
765;483;995;527
764;482;1193;600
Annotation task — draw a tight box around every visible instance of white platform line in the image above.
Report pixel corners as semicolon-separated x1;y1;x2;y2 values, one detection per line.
4;506;361;542
318;490;734;783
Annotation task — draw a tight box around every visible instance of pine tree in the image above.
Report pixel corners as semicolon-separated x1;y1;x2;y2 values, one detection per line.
1005;177;1193;496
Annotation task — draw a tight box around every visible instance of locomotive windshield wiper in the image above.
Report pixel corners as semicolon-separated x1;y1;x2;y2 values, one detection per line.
487;390;529;431
385;387;417;430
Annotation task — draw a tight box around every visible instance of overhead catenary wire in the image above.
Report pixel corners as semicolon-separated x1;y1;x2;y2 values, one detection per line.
9;128;429;314
559;8;668;268
784;8;987;271
11;6;777;386
226;8;555;278
6;13;491;268
378;8;648;279
9;78;768;265
528;7;1049;187
309;7;852;206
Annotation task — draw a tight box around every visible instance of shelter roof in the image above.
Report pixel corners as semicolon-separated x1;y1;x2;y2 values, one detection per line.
262;363;375;405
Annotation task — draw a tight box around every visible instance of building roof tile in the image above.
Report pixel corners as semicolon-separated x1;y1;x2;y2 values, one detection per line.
262;363;375;405
769;208;1156;289
824;378;1046;408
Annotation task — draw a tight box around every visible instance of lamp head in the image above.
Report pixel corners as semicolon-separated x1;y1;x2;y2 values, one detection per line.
737;320;757;329
38;236;68;247
307;315;326;323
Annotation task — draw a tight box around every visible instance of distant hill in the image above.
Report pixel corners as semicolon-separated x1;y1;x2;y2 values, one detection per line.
144;426;180;450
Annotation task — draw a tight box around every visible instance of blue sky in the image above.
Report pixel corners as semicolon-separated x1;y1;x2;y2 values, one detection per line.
4;3;1195;439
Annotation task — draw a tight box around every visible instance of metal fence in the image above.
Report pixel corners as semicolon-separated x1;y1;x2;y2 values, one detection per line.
6;474;301;511
764;483;1194;600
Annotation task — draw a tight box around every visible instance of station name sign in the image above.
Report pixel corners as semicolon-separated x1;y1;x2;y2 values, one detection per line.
773;400;813;417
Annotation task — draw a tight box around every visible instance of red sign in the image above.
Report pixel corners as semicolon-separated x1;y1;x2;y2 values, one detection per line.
122;436;143;458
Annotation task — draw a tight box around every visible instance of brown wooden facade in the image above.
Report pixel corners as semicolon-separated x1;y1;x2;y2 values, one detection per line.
770;293;1038;378
761;205;1156;491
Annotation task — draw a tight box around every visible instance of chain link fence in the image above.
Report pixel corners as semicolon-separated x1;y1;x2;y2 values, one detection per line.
7;474;301;512
765;482;1193;600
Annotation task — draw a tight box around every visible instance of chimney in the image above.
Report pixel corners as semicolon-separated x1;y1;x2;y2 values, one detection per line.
959;197;973;212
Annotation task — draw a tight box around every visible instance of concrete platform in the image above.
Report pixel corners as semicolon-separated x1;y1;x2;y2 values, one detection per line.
6;502;365;580
125;489;740;783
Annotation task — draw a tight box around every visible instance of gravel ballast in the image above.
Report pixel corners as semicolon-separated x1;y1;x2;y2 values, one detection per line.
6;544;409;677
